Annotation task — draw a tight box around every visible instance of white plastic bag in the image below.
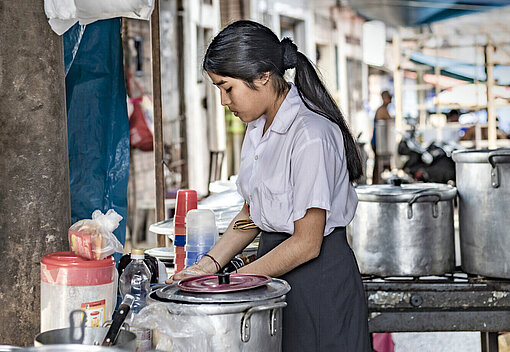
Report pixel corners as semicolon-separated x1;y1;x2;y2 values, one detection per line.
44;0;155;35
69;209;124;260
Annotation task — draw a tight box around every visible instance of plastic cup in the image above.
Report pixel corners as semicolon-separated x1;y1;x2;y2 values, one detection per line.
174;245;186;273
174;189;198;237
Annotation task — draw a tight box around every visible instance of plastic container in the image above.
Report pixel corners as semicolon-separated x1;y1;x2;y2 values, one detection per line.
184;209;218;268
119;249;152;351
40;251;116;332
186;209;218;247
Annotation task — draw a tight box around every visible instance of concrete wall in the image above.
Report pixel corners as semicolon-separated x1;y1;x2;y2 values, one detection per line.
0;0;70;345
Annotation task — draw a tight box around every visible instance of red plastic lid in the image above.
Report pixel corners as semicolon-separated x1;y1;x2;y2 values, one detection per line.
174;189;197;225
41;251;115;286
177;274;271;293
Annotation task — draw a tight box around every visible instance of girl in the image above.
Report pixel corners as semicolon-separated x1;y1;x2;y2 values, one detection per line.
169;20;370;351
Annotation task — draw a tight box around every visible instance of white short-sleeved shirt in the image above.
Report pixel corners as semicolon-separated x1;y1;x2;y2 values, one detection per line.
236;83;358;236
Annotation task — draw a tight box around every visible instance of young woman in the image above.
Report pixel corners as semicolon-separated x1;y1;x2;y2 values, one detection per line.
168;20;370;351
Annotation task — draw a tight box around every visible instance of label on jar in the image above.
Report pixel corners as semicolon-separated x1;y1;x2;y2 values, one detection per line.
81;299;106;327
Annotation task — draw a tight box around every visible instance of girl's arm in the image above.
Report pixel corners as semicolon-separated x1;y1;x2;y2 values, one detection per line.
237;208;325;277
169;203;259;281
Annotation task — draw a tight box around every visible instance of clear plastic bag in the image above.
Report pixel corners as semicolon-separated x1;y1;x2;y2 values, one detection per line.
133;303;216;351
69;209;124;260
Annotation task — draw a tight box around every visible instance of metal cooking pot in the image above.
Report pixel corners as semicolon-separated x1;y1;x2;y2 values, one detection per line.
349;182;457;276
453;149;510;278
10;347;128;352
375;119;396;156
34;327;135;351
147;277;290;351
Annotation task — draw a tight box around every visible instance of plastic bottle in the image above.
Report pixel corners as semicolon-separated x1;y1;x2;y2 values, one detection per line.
119;248;152;351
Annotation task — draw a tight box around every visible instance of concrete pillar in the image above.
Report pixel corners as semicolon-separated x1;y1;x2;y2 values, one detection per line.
0;0;70;345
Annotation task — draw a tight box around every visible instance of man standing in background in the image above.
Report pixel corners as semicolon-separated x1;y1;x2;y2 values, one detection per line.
371;91;393;184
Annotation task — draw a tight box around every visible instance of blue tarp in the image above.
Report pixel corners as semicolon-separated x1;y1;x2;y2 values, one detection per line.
347;0;509;27
410;52;510;85
63;19;129;260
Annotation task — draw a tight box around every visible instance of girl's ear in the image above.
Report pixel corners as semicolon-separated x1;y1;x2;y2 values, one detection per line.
255;72;271;86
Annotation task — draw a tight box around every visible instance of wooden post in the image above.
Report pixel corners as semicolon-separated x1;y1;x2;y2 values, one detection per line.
392;31;403;140
151;0;166;247
485;42;497;150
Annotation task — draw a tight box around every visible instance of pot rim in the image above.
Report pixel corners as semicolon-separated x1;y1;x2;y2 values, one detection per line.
355;183;457;203
452;148;510;164
147;292;287;315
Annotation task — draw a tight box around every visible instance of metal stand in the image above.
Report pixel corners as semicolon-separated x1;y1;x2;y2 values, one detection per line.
481;332;499;352
365;275;510;352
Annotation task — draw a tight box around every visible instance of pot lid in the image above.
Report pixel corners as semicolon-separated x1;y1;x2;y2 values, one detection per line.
177;274;271;293
452;149;510;164
154;277;290;304
355;183;457;203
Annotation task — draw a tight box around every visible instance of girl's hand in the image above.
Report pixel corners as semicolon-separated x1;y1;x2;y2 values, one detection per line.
165;264;208;284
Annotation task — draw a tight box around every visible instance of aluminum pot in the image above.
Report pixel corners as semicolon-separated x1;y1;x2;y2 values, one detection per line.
349;182;457;276
17;347;128;352
452;149;510;278
147;278;290;351
375;119;396;156
34;327;135;351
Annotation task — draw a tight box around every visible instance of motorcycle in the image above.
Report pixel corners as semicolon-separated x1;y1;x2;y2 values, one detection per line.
398;127;460;184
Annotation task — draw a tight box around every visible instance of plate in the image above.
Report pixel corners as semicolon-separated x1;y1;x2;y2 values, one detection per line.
177;274;272;293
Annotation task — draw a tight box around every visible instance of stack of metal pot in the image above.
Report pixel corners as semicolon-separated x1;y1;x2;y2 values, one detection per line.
349;180;457;277
147;274;290;351
453;149;510;279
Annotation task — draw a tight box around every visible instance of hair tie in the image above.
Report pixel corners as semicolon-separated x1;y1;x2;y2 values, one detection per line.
281;37;298;71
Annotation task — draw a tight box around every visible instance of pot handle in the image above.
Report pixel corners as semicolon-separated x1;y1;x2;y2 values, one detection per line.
241;301;287;343
407;192;441;219
488;151;510;188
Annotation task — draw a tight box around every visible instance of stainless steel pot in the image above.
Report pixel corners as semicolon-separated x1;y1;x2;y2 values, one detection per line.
349;183;457;276
147;278;290;351
453;149;510;278
34;327;136;351
375;120;396;156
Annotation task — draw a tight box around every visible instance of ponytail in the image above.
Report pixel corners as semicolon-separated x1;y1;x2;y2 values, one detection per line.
286;45;363;181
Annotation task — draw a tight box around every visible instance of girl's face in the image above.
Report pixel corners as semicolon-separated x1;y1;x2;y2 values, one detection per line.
208;72;271;123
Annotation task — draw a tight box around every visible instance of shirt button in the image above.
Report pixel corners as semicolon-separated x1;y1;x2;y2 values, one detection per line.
254;155;258;160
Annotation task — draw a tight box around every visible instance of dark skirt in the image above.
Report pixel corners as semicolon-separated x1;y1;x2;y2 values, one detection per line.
257;227;371;352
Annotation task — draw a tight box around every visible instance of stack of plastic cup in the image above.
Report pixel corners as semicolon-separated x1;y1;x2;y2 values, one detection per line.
185;209;219;268
173;189;197;272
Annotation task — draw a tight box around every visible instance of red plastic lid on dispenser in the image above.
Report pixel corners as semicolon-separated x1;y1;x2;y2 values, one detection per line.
174;189;197;231
41;251;116;286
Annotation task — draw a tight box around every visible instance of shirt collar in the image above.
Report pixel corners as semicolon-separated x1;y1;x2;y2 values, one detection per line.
245;83;301;139
269;83;301;134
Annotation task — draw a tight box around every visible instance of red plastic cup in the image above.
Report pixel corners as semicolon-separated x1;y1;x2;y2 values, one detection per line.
174;189;197;236
174;245;186;273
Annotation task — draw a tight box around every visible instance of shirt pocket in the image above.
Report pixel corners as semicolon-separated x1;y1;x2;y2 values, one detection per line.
258;182;293;232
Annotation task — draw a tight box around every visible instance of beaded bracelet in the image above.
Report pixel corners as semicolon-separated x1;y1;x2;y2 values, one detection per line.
203;253;222;273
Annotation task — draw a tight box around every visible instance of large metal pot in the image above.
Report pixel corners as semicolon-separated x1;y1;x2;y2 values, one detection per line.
349;182;457;276
34;327;136;351
147;278;290;351
452;149;510;278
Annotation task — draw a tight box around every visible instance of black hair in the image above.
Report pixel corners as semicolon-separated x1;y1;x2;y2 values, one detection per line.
203;20;362;181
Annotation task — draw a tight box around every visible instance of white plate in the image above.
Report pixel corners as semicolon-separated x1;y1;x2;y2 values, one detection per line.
145;247;174;259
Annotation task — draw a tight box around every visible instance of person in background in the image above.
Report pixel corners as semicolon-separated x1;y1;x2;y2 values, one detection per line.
371;90;393;184
447;109;460;123
167;20;370;351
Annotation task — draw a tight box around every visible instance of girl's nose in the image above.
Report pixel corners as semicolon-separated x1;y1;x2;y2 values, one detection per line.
220;90;231;106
